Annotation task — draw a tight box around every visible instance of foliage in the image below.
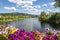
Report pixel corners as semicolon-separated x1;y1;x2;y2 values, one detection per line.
39;12;50;22
54;0;60;7
0;12;37;25
49;13;60;25
39;12;60;26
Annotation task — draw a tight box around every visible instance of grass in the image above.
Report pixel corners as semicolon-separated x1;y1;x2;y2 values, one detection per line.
0;15;32;26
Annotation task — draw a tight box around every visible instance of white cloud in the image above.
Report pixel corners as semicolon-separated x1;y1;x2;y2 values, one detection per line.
49;2;56;6
23;6;36;11
47;9;52;12
8;0;18;3
4;7;16;11
34;5;41;9
22;5;41;12
8;0;37;6
23;5;42;15
22;5;33;9
8;0;42;15
22;5;41;11
42;4;47;7
55;8;60;12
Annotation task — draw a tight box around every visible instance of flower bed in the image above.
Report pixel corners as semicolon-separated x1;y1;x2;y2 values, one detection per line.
0;25;60;40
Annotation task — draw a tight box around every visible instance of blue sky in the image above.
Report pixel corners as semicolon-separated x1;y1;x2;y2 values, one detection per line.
0;0;60;15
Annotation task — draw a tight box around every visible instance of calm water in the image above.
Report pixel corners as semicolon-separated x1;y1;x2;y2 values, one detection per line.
6;18;56;32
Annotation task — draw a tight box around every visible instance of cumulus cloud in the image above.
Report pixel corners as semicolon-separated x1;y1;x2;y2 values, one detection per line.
22;5;33;9
8;0;42;15
8;0;37;6
42;4;47;7
22;5;42;15
55;8;60;12
4;7;16;11
34;5;41;9
22;5;41;13
22;5;41;11
49;2;56;6
47;9;52;12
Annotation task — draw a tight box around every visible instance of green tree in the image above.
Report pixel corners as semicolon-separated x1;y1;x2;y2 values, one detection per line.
49;12;60;25
54;0;60;7
39;12;49;22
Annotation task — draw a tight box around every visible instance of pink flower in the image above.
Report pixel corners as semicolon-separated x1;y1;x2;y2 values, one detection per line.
0;26;3;29
0;31;3;34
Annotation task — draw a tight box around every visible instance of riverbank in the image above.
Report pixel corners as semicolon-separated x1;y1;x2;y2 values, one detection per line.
0;16;32;22
39;12;60;26
0;12;37;23
0;18;56;31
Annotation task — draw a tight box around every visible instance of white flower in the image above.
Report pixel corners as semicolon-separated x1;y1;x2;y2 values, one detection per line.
5;27;10;30
0;31;3;34
45;27;49;31
3;30;8;34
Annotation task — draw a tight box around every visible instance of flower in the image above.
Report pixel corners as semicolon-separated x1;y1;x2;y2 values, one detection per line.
0;26;3;29
33;30;40;36
45;27;49;31
5;27;10;30
0;31;3;34
11;28;18;34
42;37;48;40
3;30;8;34
0;25;58;40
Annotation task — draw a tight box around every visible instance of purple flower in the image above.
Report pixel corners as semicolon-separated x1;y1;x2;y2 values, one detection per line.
46;34;51;39
6;29;57;40
20;36;26;40
42;37;48;40
13;38;19;40
51;37;56;40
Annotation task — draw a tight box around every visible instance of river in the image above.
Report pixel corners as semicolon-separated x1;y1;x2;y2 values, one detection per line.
5;18;58;32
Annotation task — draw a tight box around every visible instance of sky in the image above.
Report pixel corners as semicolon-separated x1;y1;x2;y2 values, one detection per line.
0;0;60;15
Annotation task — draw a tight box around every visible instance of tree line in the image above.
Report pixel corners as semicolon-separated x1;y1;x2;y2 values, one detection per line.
39;12;60;26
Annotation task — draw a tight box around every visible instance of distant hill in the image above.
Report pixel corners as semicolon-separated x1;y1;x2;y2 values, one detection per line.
0;12;38;17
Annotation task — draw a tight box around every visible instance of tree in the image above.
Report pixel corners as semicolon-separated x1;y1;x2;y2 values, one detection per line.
49;12;60;25
39;12;49;22
54;0;60;7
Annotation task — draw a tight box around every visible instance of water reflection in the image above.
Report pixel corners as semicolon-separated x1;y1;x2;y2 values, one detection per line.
7;18;56;32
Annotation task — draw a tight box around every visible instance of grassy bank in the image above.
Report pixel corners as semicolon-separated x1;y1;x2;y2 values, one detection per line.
0;12;37;23
0;12;37;26
0;15;31;22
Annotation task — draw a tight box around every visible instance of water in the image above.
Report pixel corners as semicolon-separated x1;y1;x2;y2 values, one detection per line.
6;18;56;32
